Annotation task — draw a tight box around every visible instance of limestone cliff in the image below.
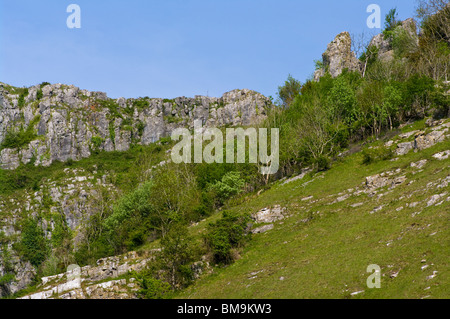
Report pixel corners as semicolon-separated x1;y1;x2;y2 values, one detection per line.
0;82;271;170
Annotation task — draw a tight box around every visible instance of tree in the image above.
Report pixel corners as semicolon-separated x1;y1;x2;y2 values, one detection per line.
208;171;245;205
382;83;403;130
157;223;194;289
204;212;251;265
277;75;302;107
414;0;450;80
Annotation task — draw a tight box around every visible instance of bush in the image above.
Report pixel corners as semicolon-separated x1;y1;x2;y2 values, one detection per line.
137;276;172;299
328;76;359;125
19;218;49;268
133;99;150;111
208;171;245;205
362;147;393;164
404;74;435;116
36;89;43;101
204;212;251;265
277;74;301;107
90;136;104;151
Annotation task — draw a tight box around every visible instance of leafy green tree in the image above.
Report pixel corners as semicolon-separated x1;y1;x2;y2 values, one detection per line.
156;223;195;289
277;74;302;107
208;171;245;205
328;76;359;125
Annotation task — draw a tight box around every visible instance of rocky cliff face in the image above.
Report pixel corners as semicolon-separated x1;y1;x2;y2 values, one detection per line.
0;82;271;297
0;83;271;170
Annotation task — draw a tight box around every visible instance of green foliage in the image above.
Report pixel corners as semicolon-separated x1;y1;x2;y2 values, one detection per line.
133;99;150;111
0;245;15;296
104;181;154;247
137;275;172;299
103;163;201;252
404;74;435;116
136;121;146;136
90;136;104;151
328;75;359;125
277;74;302;107
19;218;49;268
17;88;29;108
36;89;43;101
0;115;41;151
164;115;183;124
362;147;394;164
205;212;251;265
208;171;245;205
383;8;402;36
98;99;123;119
156;223;195;289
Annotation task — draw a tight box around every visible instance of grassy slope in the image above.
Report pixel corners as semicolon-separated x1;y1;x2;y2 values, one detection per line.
178;127;449;299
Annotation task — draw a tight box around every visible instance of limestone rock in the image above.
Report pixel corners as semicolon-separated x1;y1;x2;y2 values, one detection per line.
432;150;450;160
251;224;274;234
315;32;361;81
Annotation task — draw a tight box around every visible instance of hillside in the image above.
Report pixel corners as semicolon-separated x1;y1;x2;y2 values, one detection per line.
13;118;450;299
1;3;449;300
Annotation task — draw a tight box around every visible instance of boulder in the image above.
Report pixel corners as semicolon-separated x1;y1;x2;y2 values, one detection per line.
252;205;287;224
396;142;414;156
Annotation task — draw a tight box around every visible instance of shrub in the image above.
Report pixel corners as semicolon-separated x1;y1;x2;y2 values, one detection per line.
17;88;29;108
91;136;104;150
328;76;359;125
36;89;43;101
137;276;172;299
19;218;49;268
204;212;251;265
383;8;402;37
133;99;150;111
404;74;435;116
156;223;195;289
208;171;245;205
277;74;302;107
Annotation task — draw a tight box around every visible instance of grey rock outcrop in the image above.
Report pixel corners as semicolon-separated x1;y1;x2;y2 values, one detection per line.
0;83;271;170
314;32;361;81
251;205;287;224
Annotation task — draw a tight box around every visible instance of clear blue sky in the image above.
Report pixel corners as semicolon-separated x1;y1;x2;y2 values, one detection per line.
0;0;418;99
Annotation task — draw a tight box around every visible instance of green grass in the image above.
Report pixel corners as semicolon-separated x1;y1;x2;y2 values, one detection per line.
0;140;173;198
175;137;449;299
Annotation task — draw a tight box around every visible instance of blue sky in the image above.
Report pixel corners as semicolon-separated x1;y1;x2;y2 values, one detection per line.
0;0;418;99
